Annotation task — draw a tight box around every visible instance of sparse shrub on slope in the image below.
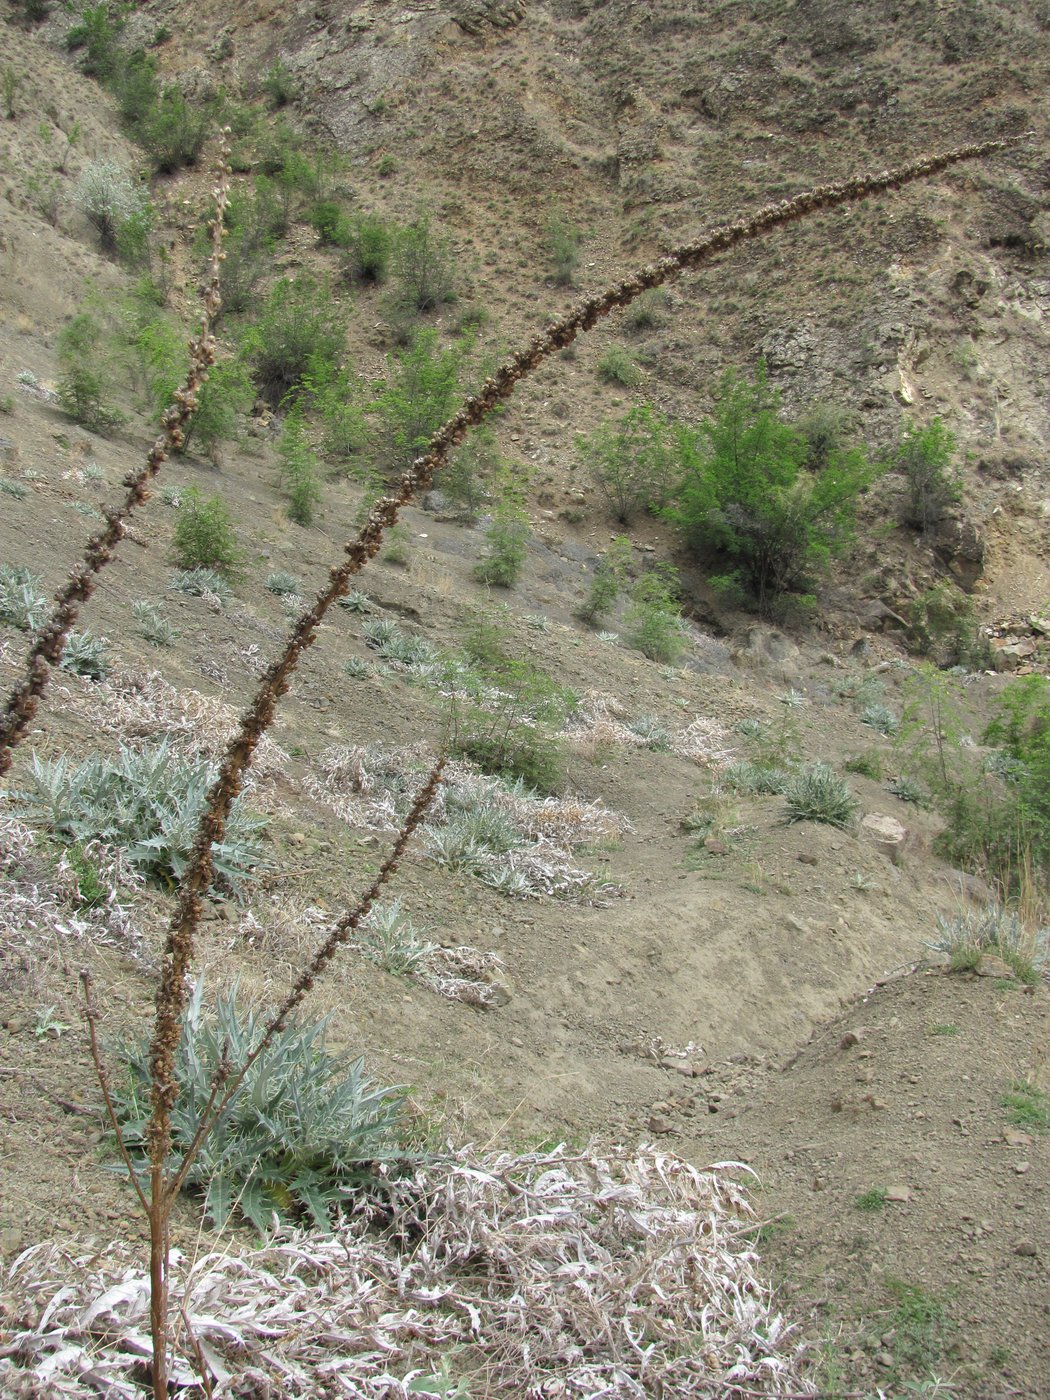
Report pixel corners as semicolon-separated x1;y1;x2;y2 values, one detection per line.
172;487;244;578
242;276;345;407
891;417;961;532
576;405;679;524
672;365;876;616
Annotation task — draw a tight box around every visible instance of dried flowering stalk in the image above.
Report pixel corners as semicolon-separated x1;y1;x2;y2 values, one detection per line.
0;142;232;778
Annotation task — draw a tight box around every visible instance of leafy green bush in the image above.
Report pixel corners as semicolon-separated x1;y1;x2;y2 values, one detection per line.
57;313;124;433
74;158;147;253
392;216;456;312
262;59;298;109
181;358;254;459
545;209;582;287
371;328;468;476
672;365;876;616
345;213;394;284
908;580;988;668
596;345;642;388
474;489;530;588
308;199;351;247
578;536;633;625
575;406;678;524
65;2;126;82
112;977;408;1232
442;427;497;522
20;741;267;891
891;418;961;532
277;403;322;525
137;86;210;173
453;705;565;795
624;566;684;664
172;487;244;578
784;763;858;829
242;276;345;407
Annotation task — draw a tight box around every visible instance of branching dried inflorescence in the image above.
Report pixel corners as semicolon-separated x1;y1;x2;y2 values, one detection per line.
0;143;231;779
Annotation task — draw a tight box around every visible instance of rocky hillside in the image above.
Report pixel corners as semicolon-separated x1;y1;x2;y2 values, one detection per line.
0;0;1048;1395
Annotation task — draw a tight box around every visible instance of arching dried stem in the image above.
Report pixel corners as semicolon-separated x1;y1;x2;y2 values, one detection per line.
0;140;232;777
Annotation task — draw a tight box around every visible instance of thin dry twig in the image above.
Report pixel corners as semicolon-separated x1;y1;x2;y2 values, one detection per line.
0;141;232;778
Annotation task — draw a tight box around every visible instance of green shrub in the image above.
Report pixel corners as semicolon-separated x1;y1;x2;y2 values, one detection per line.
181;358;254;459
112;977;408;1232
474;489;530;588
575;406;678;524
722;760;789;795
262;59;298;109
345;213;394;284
442;427;497;522
891;417;961;532
309;199;351;247
621;287;667;333
74;159;147;254
56;313;124;433
392;216;456;312
65;2;126;82
20;741;266;891
672;365;876;616
453;708;564;795
277;403;323;526
242;276;345;406
578;535;632;625
784;763;858;829
596;345;642;388
137;86;210;173
624;566;684;664
845;749;883;781
301;359;367;462
172;487;244;578
371;328;468;476
545;209;582;287
908;580;986;667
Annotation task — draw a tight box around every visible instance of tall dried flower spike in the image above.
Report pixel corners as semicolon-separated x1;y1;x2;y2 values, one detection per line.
0;140;232;777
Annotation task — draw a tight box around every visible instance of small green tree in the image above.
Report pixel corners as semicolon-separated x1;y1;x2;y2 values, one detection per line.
241;277;345;407
371;328;468;476
891;417;961;532
182;359;254;460
673;365;876;616
545;209;582;287
345;214;394;284
576;405;678;524
57;312;123;433
474;478;530;588
172;487;244;577
277;404;323;526
392;216;456;312
624;565;685;664
578;536;633;625
442;427;498;522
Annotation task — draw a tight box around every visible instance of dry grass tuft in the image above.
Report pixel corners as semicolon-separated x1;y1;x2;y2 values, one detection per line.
0;1145;812;1397
308;744;630;903
56;668;289;779
568;690;736;769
